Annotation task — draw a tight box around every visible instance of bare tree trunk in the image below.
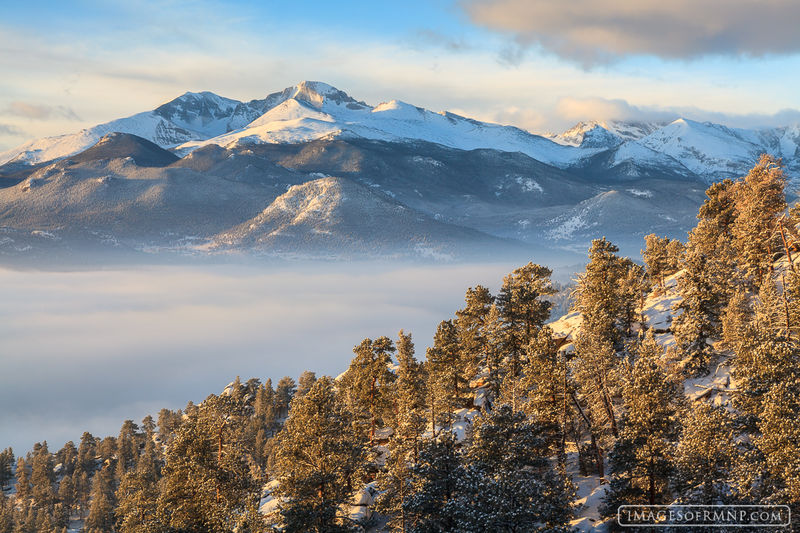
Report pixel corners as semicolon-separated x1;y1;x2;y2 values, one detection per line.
560;356;568;468
571;392;604;476
782;273;792;339
780;220;797;275
217;421;226;503
370;376;377;441
430;394;437;438
400;474;407;533
600;388;619;438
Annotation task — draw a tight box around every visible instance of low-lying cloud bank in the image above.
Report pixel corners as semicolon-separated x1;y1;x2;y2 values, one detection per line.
0;261;532;453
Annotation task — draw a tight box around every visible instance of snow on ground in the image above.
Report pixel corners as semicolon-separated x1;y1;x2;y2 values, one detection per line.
641;272;682;332
684;357;734;406
626;188;653;198
550;271;684;354
258;479;282;517
546;213;589;241
570;480;610;533
567;448;611;533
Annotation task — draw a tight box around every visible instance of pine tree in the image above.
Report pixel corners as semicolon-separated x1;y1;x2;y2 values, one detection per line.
85;466;116;532
15;503;36;533
296;370;317;398
425;320;469;431
520;326;571;462
339;337;396;440
30;442;55;509
393;331;426;451
116;439;161;533
481;303;505;402
156;409;181;445
116;420;139;480
603;332;683;513
672;242;731;374
15;456;31;504
572;327;620;442
496;263;555;372
453;405;574;533
140;415;156;439
698;178;737;234
379;331;426;532
666;238;685;273
255;378;278;437
97;437;117;466
642;234;671;292
784;270;800;340
573;238;631;345
733;318;800;427
404;432;464;533
755;276;795;346
0;491;12;533
57;475;75;518
618;259;648;336
454;285;494;382
52;502;69;531
73;469;91;519
271;377;365;533
756;379;800;505
55;441;77;479
721;287;753;351
732;291;800;510
253;379;278;466
33;508;54;533
157;394;259;533
673;403;736;504
0;449;12;490
732;155;787;286
275;376;297;419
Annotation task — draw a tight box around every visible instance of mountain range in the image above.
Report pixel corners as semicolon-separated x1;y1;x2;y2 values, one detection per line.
0;81;796;263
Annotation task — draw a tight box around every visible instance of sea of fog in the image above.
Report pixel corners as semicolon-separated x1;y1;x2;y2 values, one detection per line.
0;260;574;454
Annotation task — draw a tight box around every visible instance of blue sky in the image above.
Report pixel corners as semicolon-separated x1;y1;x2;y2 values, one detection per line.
1;0;799;150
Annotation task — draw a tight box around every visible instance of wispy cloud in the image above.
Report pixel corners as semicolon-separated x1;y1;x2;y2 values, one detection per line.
0;123;25;136
411;29;473;53
461;0;800;65
3;102;81;121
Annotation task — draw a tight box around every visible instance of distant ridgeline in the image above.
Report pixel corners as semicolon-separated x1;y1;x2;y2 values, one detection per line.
1;81;799;261
2;156;799;532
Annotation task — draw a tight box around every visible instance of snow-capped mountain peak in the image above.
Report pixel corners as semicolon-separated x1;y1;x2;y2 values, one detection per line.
1;82;798;186
248;81;368;114
635;118;771;179
154;91;240;122
549;120;666;148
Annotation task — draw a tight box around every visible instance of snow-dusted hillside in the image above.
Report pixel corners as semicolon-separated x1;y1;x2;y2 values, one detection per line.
550;270;734;411
213;175;521;258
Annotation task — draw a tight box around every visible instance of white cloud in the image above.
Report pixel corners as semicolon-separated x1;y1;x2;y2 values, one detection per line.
545;96;800;132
